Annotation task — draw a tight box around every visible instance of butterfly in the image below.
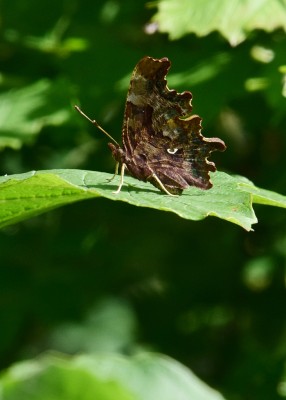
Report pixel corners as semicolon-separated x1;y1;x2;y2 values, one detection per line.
75;56;226;195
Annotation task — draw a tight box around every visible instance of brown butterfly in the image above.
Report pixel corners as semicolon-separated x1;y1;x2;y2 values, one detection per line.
75;56;226;195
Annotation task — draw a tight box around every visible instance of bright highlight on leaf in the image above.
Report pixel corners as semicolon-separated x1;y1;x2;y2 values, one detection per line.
0;352;226;400
151;0;286;45
0;169;285;231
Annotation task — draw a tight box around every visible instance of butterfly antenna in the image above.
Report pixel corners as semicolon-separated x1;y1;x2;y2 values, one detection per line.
74;105;119;146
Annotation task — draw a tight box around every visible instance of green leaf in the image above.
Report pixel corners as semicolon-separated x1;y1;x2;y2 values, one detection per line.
152;0;286;45
0;352;226;400
0;79;73;149
0;355;133;400
0;169;285;231
239;180;286;208
0;171;95;228
50;298;137;353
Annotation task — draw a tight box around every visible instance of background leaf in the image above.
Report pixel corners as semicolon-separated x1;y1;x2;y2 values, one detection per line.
0;352;226;400
0;79;74;149
152;0;286;45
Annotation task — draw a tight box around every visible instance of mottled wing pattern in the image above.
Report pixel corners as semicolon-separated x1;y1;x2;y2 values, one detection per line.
121;56;226;194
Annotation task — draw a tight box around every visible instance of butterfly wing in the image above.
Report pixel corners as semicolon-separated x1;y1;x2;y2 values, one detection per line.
120;56;226;194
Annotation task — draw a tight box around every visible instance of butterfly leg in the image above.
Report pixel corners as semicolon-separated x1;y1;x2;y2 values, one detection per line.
107;162;119;182
151;173;177;196
113;163;126;194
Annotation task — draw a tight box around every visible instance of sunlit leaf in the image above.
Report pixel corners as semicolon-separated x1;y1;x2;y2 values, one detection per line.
152;0;286;45
0;352;226;400
0;169;285;231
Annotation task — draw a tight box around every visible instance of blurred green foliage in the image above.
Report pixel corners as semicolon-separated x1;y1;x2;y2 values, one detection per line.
0;0;286;399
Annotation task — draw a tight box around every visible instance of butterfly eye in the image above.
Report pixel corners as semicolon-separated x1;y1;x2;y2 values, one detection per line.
167;148;179;154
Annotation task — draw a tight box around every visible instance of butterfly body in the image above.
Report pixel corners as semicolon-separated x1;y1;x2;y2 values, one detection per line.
108;56;226;195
